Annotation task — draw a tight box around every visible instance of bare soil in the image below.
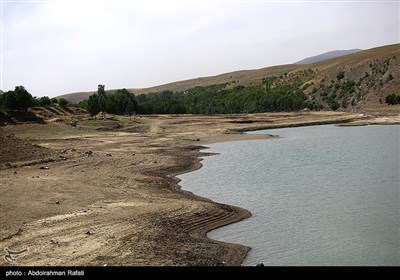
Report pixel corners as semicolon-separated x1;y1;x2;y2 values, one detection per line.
0;110;399;266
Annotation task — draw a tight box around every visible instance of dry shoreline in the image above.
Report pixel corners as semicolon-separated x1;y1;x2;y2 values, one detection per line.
1;111;399;266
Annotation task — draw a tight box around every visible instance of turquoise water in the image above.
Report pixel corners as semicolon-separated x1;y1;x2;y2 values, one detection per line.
178;125;400;266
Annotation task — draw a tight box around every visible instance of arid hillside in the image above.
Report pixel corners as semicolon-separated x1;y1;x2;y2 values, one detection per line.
298;44;400;110
57;44;400;111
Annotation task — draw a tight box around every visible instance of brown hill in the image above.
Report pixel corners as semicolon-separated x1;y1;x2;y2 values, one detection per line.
57;44;400;110
296;44;400;110
56;64;300;103
56;91;94;104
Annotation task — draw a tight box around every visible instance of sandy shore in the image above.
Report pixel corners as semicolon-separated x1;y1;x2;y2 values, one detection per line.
1;111;399;266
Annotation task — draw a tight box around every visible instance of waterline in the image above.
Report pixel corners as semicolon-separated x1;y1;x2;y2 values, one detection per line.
178;125;400;266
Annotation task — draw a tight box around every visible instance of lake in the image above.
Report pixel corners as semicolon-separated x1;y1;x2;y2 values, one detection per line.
178;125;400;266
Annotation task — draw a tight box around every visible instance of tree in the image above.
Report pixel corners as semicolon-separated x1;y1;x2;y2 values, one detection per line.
2;86;34;110
38;96;52;107
122;90;138;117
262;77;276;93
126;99;136;119
3;91;17;110
0;91;4;109
58;98;69;109
87;93;101;119
75;99;88;110
97;84;107;118
51;98;58;105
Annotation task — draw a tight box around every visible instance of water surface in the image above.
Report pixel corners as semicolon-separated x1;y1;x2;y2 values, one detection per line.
178;125;400;266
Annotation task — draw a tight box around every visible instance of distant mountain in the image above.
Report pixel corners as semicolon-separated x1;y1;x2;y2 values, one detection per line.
0;90;4;95
294;49;362;65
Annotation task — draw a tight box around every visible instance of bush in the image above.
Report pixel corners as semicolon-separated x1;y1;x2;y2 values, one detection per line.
329;100;340;111
337;71;345;80
385;94;400;105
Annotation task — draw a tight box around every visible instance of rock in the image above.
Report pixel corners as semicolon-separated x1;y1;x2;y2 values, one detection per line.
14;171;17;174
39;166;49;170
55;201;60;204
84;150;93;157
106;153;112;157
256;263;265;267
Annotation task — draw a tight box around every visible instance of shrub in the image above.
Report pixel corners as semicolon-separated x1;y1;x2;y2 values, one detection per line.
337;71;345;80
385;94;400;105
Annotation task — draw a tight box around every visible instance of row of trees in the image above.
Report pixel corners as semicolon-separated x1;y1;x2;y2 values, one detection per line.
82;82;308;117
87;85;137;118
0;86;69;110
135;83;308;115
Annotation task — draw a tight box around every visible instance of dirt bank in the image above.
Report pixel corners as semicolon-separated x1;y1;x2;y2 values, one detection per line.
1;111;398;266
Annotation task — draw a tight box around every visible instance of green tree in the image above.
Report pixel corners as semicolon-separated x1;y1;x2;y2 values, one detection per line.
126;99;136;119
0;91;4;109
3;91;17;110
87;93;101;119
38;96;52;107
122;89;138;116
58;98;69;109
3;86;34;110
51;98;58;105
97;84;107;118
75;99;88;110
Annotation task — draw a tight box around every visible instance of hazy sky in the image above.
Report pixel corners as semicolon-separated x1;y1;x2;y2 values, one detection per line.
1;0;399;98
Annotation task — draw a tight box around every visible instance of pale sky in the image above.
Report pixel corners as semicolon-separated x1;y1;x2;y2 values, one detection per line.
1;0;399;98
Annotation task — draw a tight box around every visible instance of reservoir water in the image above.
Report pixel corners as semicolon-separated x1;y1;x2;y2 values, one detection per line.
178;125;400;266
